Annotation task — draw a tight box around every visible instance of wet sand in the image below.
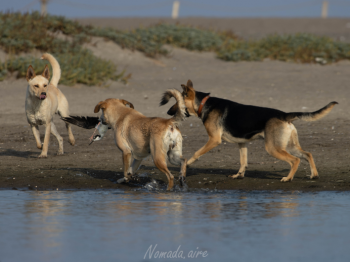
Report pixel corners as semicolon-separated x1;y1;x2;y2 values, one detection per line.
1;18;350;191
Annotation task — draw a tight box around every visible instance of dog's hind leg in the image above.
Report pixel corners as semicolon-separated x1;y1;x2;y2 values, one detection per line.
65;123;75;146
151;139;174;190
168;150;187;184
31;125;42;149
287;126;319;179
122;151;134;181
266;147;300;182
230;143;248;179
154;155;175;191
38;122;52;158
265;119;300;182
50;122;64;155
128;159;143;175
57;95;75;146
167;135;187;183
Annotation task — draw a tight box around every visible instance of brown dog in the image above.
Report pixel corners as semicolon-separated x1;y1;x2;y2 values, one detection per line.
64;90;187;190
163;80;337;182
25;53;75;158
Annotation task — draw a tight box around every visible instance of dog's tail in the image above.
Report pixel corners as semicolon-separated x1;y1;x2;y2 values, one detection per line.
285;101;338;122
160;89;186;125
41;53;61;87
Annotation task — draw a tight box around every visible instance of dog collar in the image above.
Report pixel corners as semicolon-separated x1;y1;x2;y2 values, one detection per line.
197;95;210;118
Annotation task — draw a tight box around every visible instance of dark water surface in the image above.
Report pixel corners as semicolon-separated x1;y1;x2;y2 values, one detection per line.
0;190;349;262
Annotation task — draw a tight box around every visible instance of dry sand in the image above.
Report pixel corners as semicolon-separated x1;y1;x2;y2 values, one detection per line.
1;18;350;191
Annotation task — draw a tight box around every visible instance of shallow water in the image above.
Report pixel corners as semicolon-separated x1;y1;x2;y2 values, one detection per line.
0;190;349;262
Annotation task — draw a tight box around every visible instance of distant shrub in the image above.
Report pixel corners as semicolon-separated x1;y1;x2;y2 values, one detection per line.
90;23;350;64
88;27;167;58
136;24;224;52
0;12;86;54
0;51;130;85
217;34;350;63
0;12;236;58
88;24;235;57
217;40;264;61
0;12;127;85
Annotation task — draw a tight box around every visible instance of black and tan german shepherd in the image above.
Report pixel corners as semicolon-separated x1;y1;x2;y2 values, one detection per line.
161;80;338;182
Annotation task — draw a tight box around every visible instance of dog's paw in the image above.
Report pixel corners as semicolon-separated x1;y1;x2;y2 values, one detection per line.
166;184;175;191
310;174;319;179
126;173;137;181
130;176;139;182
117;177;128;184
280;177;292;182
38;154;47;158
179;175;186;186
229;173;244;179
37;144;43;149
57;151;64;156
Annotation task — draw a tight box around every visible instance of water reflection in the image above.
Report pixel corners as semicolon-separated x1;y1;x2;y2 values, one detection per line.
0;190;349;262
102;191;303;222
19;191;305;221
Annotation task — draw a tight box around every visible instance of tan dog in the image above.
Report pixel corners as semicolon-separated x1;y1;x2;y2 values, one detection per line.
64;90;187;190
25;53;75;158
164;80;337;182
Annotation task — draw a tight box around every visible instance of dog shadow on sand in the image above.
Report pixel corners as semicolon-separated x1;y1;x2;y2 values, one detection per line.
175;166;287;180
0;149;39;158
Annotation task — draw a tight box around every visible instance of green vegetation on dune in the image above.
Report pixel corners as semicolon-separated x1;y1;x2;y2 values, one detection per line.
0;53;127;85
1;12;350;85
88;24;237;57
0;12;128;85
218;34;350;63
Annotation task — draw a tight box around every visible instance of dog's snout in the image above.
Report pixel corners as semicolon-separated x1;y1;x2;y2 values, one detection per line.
39;92;47;100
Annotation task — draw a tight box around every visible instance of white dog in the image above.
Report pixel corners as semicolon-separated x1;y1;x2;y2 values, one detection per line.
25;53;75;158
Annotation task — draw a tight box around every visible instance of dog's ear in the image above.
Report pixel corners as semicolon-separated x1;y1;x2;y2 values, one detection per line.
181;84;187;93
181;84;195;99
26;65;36;81
187;79;193;87
167;103;178;116
41;64;50;80
94;101;106;113
120;99;134;109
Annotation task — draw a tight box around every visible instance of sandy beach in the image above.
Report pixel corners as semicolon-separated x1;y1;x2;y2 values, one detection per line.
1;18;349;191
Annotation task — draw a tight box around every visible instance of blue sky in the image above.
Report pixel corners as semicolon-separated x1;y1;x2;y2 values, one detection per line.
2;0;350;17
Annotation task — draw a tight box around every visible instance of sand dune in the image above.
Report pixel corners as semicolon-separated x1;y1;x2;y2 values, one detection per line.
77;17;350;41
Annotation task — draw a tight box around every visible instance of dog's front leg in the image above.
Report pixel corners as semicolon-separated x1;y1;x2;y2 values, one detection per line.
31;125;42;149
128;159;143;175
179;157;187;186
187;136;222;165
38;122;51;158
230;143;247;179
